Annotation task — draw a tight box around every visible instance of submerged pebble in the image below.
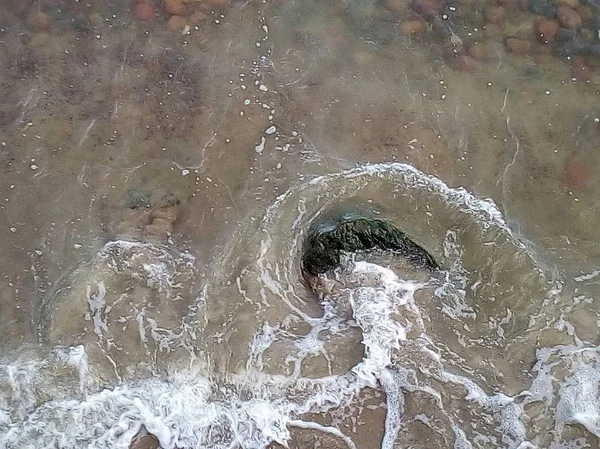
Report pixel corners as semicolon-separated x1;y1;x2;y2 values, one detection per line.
506;38;532;54
163;0;185;15
168;15;187;31
27;10;51;32
537;18;560;41
401;20;424;36
564;154;592;189
134;2;156;22
557;6;582;28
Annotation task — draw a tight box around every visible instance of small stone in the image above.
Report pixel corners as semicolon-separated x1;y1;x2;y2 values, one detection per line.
506;38;532;54
27;11;51;32
468;42;485;60
134;2;156;22
485;6;506;25
89;13;104;28
556;0;579;9
537;18;559;41
401;20;424;36
162;0;184;15
167;15;186;31
451;54;481;72
564;154;592;189
557;6;581;29
130;432;160;449
575;5;594;25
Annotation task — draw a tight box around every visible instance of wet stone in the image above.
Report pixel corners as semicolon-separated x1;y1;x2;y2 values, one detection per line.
564;154;592;189
401;20;425;36
537;18;560;41
450;54;481;71
557;6;582;28
301;211;439;276
130;432;160;449
555;0;579;9
89;13;104;28
528;0;558;18
163;0;185;15
168;15;187;31
506;37;533;54
134;1;156;22
27;10;52;32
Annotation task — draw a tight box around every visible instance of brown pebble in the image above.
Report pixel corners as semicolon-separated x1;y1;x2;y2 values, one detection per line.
27;10;51;32
89;13;104;28
163;0;184;15
484;6;506;25
557;6;581;29
506;38;532;54
576;5;594;25
565;154;592;189
450;54;481;72
130;432;160;449
401;20;424;36
537;18;559;41
556;0;579;9
468;42;485;60
167;15;186;31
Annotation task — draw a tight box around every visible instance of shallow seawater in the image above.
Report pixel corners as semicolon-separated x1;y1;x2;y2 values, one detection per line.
1;0;600;448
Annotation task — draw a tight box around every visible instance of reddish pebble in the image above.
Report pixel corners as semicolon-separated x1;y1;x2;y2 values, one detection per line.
537;18;559;41
506;38;532;54
134;2;155;22
564;155;592;189
557;6;582;29
162;0;184;15
485;6;506;25
401;20;424;36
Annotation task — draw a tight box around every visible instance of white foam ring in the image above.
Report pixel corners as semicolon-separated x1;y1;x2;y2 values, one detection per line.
0;163;591;449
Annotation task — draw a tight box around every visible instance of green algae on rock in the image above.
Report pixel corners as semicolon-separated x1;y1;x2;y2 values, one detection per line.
302;210;439;276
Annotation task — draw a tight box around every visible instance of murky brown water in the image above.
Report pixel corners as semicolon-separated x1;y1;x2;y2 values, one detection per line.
1;0;600;448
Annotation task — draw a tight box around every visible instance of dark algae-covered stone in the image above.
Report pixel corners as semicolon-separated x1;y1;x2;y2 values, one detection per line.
302;210;439;275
